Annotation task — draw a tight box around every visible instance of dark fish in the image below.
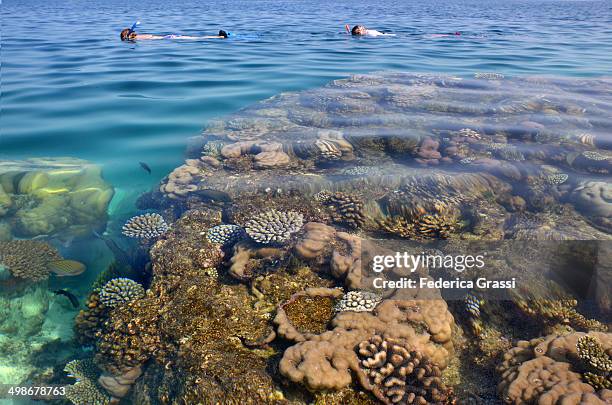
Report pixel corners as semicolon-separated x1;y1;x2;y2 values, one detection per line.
53;289;79;308
92;232;132;266
192;188;232;202
139;162;152;174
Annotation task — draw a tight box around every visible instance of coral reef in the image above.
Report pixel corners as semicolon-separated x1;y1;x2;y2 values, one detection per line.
576;335;612;390
335;290;383;313
64;358;112;405
379;211;459;240
0;157;114;239
75;73;612;403
74;291;108;345
279;299;455;392
0;240;61;282
511;293;607;332
98;278;145;308
122;213;169;239
294;222;336;260
320;192;367;229
274;287;343;342
497;332;612;404
357;335;453;404
94;293;163;375
244;209;304;244
570;181;611;232
205;224;245;245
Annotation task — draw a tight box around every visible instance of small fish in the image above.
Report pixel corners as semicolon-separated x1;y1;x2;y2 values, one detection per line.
48;260;86;277
139;162;152;174
192;188;232;202
465;292;483;318
53;289;79;308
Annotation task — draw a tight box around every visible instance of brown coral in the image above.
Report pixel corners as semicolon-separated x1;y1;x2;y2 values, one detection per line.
294;222;337;260
379;211;459;240
228;241;284;280
75;291;109;345
279;299;454;392
0;240;62;282
321;192;367;229
497;332;612;405
357;335;453;404
274;287;343;342
95;293;164;374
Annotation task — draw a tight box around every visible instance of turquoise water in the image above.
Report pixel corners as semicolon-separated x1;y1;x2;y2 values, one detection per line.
2;0;611;193
1;1;612;401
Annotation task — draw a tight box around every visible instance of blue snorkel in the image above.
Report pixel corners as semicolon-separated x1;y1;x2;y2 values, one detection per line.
127;21;140;36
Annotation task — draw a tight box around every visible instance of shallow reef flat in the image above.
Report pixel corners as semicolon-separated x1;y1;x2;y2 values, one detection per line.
8;73;611;404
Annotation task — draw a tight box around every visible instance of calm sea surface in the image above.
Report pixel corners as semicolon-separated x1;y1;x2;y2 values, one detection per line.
2;0;611;191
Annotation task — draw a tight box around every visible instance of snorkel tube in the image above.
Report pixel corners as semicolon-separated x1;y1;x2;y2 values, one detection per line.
127;20;140;37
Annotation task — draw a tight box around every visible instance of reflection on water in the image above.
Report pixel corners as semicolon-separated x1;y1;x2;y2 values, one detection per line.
0;73;611;404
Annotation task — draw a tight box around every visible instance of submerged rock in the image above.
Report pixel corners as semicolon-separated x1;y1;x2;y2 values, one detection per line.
0;157;114;240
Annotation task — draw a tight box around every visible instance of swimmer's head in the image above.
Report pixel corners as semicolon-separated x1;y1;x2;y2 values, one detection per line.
218;30;228;38
351;25;367;36
120;28;137;41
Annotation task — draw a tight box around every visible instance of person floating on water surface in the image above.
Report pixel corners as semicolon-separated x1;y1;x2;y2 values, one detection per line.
120;21;229;41
346;24;396;37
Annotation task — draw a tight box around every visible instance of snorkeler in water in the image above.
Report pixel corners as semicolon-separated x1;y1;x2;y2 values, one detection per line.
346;24;396;37
120;22;229;41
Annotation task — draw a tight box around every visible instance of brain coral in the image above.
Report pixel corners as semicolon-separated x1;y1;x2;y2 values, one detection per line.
497;332;612;405
0;240;62;282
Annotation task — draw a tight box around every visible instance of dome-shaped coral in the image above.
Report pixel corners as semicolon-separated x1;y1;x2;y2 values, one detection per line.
244;209;304;244
98;278;145;308
206;224;245;245
122;213;168;239
497;332;612;404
